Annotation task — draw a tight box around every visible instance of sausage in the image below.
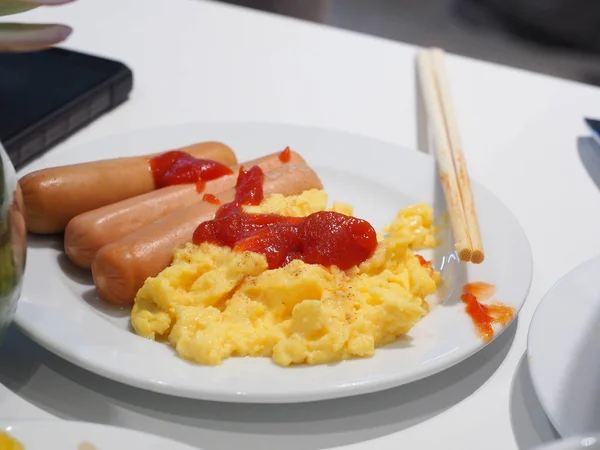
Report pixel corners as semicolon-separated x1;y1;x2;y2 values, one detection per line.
64;151;306;268
91;162;323;306
20;141;237;234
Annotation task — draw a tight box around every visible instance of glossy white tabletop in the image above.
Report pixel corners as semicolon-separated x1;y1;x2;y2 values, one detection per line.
3;0;600;448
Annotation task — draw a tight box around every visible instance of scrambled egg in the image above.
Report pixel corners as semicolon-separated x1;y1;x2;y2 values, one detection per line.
131;189;440;366
0;433;23;450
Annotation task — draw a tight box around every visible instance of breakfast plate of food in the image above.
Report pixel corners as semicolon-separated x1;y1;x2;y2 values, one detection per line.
0;421;202;449
14;122;532;403
528;255;600;437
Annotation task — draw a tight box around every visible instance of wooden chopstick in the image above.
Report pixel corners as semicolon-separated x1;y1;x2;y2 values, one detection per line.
416;47;484;264
430;48;484;263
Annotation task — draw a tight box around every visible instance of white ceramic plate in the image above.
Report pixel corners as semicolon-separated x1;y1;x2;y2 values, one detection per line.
0;421;201;449
528;255;600;437
15;123;532;403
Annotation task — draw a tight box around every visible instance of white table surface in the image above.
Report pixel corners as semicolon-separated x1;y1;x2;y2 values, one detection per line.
2;0;600;448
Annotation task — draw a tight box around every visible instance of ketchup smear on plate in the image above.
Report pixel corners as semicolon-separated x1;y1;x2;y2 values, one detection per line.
193;166;378;270
150;150;233;188
278;146;291;163
461;282;514;342
416;255;431;267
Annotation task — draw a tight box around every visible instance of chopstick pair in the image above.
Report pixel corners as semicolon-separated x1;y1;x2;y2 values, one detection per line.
416;47;484;264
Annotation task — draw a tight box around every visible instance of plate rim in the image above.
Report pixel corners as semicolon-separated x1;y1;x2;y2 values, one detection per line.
14;121;534;403
527;253;600;437
16;120;416;175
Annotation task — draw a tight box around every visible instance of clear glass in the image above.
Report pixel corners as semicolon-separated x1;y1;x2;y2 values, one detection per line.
0;142;26;343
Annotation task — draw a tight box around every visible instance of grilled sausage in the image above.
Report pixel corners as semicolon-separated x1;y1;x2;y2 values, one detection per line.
20;141;236;234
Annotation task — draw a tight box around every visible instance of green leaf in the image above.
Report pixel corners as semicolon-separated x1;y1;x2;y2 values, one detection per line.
0;23;72;52
0;0;74;16
22;0;75;3
0;0;38;16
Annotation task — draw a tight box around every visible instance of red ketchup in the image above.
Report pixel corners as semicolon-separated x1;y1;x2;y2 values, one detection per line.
193;166;378;270
203;193;221;205
149;150;233;188
278;147;291;163
416;255;431;267
461;282;514;342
